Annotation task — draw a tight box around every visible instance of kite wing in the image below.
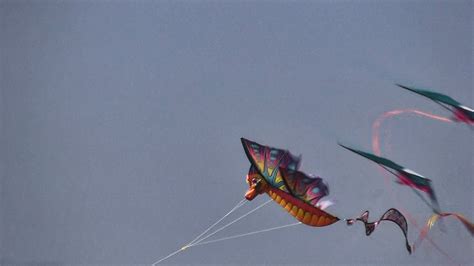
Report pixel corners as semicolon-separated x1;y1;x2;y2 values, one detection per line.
459;106;474;120
339;143;433;188
394;170;440;214
280;168;329;207
346;208;412;254
339;143;404;171
241;138;301;192
397;168;432;191
397;84;474;122
396;84;462;107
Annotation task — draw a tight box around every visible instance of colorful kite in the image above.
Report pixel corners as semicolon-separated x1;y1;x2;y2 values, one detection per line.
397;84;474;125
346;208;412;254
241;138;339;227
338;144;441;214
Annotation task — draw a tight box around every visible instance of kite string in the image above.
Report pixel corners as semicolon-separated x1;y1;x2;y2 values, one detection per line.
151;198;247;265
186;198;247;247
189;199;273;247
152;199;272;265
190;222;302;247
151;248;183;266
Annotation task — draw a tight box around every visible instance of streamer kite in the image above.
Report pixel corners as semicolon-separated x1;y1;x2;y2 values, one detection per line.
338;143;441;214
397;84;474;125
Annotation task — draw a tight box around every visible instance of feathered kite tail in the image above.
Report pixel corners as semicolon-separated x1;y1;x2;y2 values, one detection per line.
346;208;412;254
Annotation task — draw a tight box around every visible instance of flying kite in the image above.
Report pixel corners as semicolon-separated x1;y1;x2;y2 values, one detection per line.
338;143;441;215
241;138;339;226
397;84;474;125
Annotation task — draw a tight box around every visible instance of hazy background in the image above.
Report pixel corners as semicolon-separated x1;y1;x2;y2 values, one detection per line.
1;1;472;265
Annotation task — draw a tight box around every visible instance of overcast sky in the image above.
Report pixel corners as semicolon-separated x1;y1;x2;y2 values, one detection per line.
1;1;472;265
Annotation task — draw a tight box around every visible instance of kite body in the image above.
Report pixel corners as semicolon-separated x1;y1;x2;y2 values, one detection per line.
241;138;339;227
397;84;474;125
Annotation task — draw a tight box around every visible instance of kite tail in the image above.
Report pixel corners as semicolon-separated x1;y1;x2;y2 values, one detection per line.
346;208;412;254
427;190;448;232
412;213;474;252
372;109;452;156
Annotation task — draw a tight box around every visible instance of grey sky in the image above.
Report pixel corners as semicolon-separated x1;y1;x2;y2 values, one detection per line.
1;1;472;265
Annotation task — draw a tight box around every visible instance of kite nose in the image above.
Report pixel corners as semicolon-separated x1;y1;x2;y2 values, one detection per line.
245;188;257;201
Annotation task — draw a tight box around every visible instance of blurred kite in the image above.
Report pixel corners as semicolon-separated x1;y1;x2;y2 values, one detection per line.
339;144;441;215
346;208;412;254
397;84;474;125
